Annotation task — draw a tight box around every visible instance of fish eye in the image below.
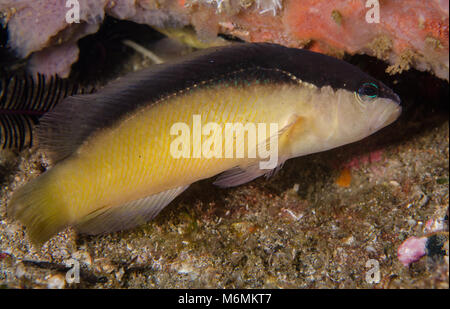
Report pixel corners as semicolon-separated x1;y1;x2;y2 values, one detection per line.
358;82;379;98
355;82;379;105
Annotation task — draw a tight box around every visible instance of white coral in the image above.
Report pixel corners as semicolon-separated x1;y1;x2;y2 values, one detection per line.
195;0;283;16
255;0;282;16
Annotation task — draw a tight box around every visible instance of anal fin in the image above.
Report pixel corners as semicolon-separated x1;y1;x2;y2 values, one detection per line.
76;186;189;235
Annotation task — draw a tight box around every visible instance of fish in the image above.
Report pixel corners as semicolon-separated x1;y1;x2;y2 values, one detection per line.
7;43;402;245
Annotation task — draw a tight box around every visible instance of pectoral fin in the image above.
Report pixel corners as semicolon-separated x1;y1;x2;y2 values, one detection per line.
214;115;303;188
213;164;267;188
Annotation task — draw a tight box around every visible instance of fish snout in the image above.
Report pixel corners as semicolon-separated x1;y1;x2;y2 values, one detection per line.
368;98;402;133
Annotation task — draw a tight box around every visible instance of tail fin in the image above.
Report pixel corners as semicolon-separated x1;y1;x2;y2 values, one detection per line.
8;171;69;246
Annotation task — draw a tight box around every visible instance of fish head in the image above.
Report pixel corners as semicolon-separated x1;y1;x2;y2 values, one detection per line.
285;55;402;157
329;79;402;143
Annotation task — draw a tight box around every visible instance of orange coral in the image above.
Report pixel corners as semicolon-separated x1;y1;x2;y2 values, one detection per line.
186;0;449;79
336;168;352;188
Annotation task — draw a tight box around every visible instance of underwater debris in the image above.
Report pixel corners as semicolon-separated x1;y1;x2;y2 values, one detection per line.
397;210;449;268
46;273;66;289
153;27;229;49
335;168;351;188
398;232;450;268
331;10;343;26
255;0;283;16
122;40;164;64
188;0;282;16
386;50;417;75
398;236;427;267
366;36;393;62
425;36;444;50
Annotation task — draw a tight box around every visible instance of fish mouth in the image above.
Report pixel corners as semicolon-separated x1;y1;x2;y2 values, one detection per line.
369;83;402;132
391;92;401;106
369;99;402;132
379;83;402;106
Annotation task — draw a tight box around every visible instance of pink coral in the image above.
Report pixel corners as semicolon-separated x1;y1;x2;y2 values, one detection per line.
1;0;448;79
397;236;427;267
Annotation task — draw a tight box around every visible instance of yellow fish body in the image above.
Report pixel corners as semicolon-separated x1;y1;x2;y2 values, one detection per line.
8;43;401;244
